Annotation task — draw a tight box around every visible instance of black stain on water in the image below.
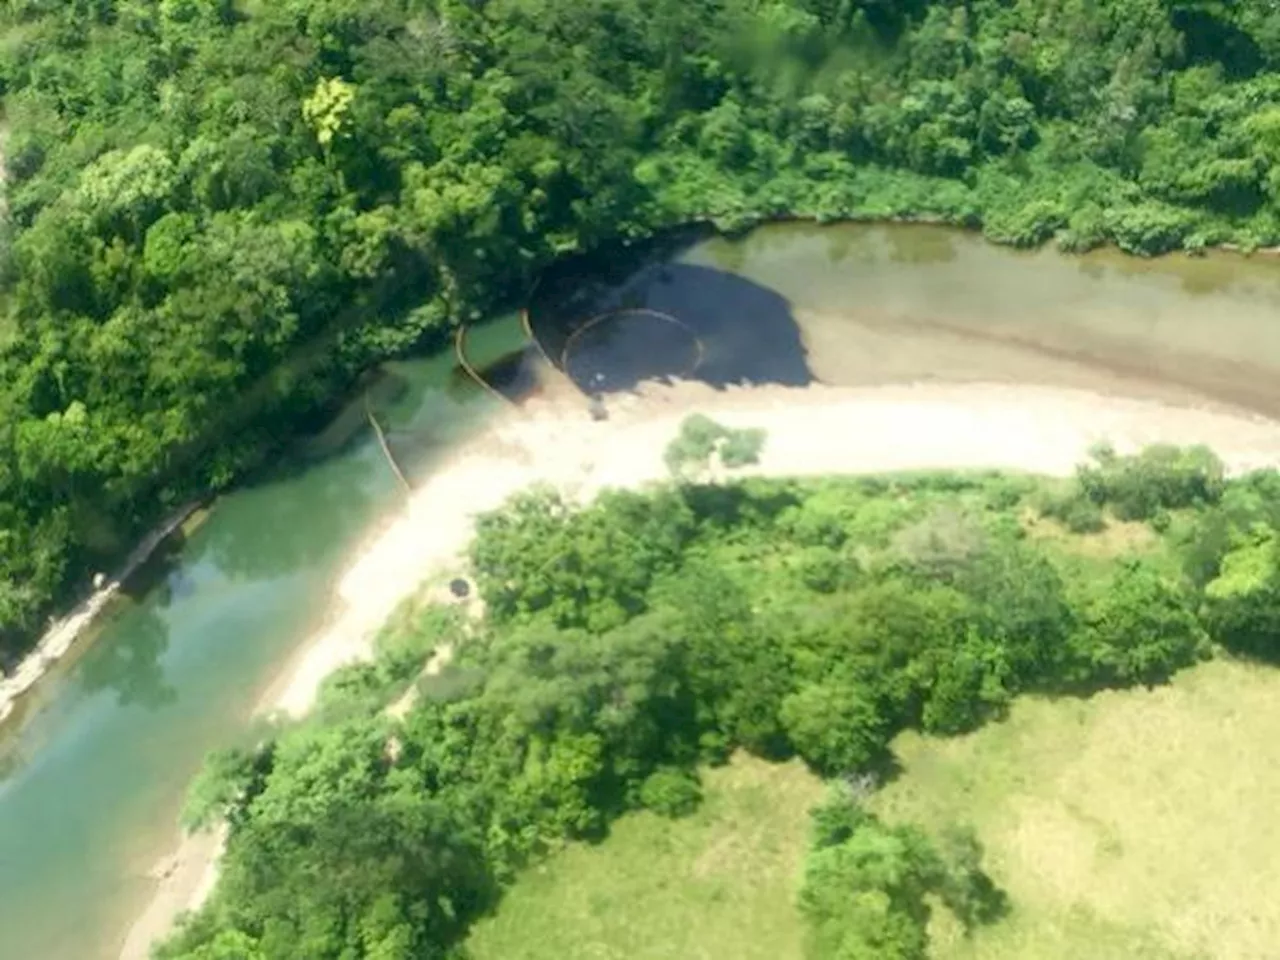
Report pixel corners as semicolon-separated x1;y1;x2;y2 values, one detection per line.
529;235;814;395
479;349;541;399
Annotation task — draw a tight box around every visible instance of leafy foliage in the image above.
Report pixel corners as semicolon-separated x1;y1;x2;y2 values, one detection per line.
1077;444;1226;521
798;792;1004;960
1070;560;1210;686
4;0;1279;658
664;414;767;476
638;766;704;818
161;451;1272;959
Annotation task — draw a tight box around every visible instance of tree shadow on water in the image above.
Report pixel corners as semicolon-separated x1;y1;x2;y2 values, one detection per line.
77;597;177;710
61;532;196;711
193;439;383;583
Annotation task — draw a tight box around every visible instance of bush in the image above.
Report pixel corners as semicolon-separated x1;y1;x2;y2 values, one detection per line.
374;604;459;684
789;513;847;548
1106;203;1199;255
664;415;768;476
638;767;703;818
983;198;1067;247
1078;444;1225;521
980;474;1035;511
720;427;766;467
663;414;725;474
799;793;1004;960
1203;535;1280;662
796;546;852;593
1071;562;1210;687
921;638;1013;735
780;680;888;775
1058;202;1108;252
1038;485;1107;533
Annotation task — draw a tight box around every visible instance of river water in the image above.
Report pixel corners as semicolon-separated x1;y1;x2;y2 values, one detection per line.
3;224;1280;960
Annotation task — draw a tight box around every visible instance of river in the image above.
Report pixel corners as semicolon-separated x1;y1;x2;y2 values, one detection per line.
3;223;1280;960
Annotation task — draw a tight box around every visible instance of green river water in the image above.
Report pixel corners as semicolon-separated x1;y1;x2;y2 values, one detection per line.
3;223;1280;960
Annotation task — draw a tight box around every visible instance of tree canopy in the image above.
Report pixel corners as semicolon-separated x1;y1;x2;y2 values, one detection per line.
160;449;1280;959
3;0;1280;658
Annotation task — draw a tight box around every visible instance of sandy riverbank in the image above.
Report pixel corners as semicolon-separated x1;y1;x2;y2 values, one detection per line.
119;378;1280;959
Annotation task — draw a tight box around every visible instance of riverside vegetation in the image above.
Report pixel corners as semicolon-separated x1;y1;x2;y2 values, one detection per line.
159;440;1280;959
6;0;1280;658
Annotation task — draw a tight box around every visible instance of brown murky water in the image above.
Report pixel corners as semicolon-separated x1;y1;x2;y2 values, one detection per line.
532;222;1280;416
687;223;1280;415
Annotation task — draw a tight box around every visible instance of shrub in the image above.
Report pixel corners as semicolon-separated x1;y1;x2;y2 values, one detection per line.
780;681;888;775
778;504;849;549
891;506;988;580
921;638;1013;734
799;793;1004;959
374;604;458;683
1078;444;1225;521
1038;485;1107;533
983;198;1066;247
1106;203;1198;255
663;414;724;474
720;427;766;467
796;546;851;593
664;415;768;476
1203;535;1280;662
638;767;703;818
1070;562;1210;686
1058;202;1108;252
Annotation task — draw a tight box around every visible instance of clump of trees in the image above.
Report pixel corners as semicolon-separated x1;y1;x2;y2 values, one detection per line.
1039;443;1226;532
799;793;1005;959
3;0;1280;660
1184;469;1280;662
160;450;1280;959
1078;443;1226;521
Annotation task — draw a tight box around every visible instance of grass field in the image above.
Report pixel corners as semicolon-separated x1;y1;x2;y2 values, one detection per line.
871;658;1280;960
466;754;825;960
466;659;1280;960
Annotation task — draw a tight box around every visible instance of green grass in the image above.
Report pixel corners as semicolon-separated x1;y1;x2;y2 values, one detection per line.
467;660;1280;960
466;754;825;960
870;658;1280;960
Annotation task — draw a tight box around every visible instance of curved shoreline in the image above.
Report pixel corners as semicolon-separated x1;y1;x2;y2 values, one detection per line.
11;216;1278;753
119;378;1280;959
0;501;201;729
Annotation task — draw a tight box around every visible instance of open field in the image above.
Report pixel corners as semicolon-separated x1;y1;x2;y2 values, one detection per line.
466;659;1280;960
872;658;1280;960
466;754;825;960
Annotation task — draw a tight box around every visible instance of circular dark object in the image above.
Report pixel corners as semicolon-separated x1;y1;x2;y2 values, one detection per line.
448;577;471;599
561;308;704;393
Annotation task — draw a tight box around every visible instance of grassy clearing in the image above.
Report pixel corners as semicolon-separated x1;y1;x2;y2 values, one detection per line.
466;754;824;960
1021;509;1159;560
871;659;1280;960
459;485;1269;960
467;660;1280;960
